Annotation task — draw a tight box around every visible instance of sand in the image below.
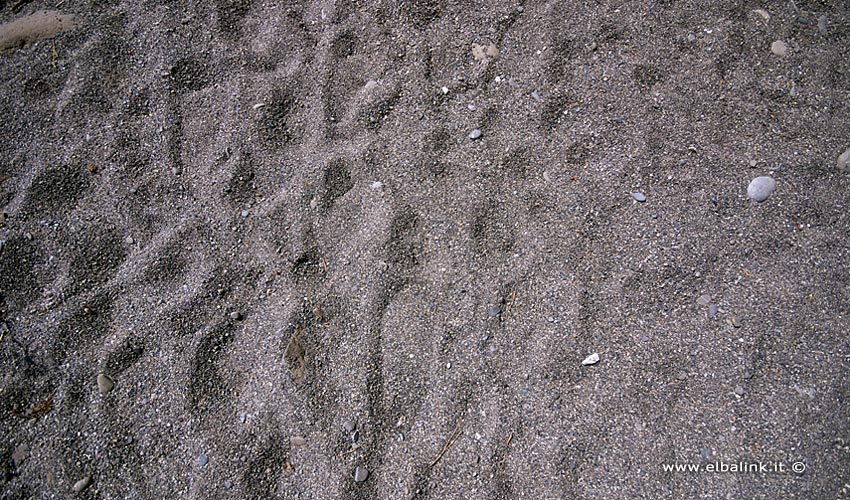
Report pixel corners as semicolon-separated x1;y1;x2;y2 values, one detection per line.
1;1;849;498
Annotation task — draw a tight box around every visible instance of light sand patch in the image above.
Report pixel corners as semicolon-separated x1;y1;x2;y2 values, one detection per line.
0;10;78;53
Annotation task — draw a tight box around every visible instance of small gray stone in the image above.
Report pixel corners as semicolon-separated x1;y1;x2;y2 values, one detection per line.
516;5;523;12
700;447;712;459
771;40;787;56
631;192;647;202
747;176;776;202
343;421;356;433
198;455;209;466
223;480;233;489
241;209;250;218
676;372;688;381
124;236;134;245
640;335;650;342
468;128;482;140
171;166;182;176
730;316;742;328
354;466;369;482
734;385;745;396
290;436;307;447
818;15;828;34
836;148;850;173
230;311;242;320
488;305;502;318
73;476;92;493
752;9;770;21
696;294;711;307
708;304;719;318
97;373;114;394
12;443;29;467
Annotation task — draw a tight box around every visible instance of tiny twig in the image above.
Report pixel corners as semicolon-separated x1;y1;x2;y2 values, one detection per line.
337;447;357;458
430;421;462;467
499;430;514;463
11;0;33;13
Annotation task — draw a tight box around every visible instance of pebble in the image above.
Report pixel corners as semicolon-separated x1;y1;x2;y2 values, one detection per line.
223;480;233;489
468;128;482;140
354;466;369;482
487;305;502;318
818;15;828;34
631;192;647;202
290;436;307;447
370;181;383;190
516;5;523;12
734;385;745;396
171;166;182;176
97;373;114;394
124;236;134;245
836;148;850;173
73;476;92;493
12;443;29;467
752;9;770;22
241;210;249;218
696;294;711;307
747;176;776;202
343;421;356;433
730;316;742;328
581;353;600;366
230;311;242;320
676;372;688;381
700;447;713;458
708;304;719;318
770;40;787;56
198;454;209;466
640;335;650;342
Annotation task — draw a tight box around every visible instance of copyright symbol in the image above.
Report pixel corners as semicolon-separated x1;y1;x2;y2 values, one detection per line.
792;462;806;474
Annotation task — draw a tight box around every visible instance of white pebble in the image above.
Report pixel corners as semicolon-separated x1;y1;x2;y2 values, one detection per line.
73;476;92;493
582;353;600;366
747;176;776;202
